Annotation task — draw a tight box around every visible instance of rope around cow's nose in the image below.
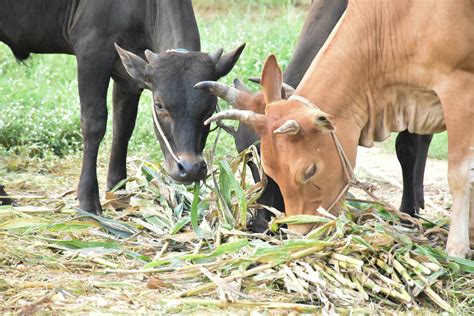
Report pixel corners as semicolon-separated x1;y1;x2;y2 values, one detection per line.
151;99;180;164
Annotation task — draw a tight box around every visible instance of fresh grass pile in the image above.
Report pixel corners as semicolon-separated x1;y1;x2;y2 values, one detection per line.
0;140;472;314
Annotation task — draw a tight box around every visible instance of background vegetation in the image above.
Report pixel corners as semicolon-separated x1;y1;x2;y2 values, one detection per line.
0;0;447;161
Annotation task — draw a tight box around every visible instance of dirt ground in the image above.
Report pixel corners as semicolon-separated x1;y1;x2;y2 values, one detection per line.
354;145;451;220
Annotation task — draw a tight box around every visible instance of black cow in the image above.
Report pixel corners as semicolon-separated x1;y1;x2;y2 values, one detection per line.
233;0;433;232
0;0;244;214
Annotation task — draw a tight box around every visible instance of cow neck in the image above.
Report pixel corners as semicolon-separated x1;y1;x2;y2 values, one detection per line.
288;94;355;212
294;1;395;148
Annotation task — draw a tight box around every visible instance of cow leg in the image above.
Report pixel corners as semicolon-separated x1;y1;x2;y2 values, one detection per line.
75;53;113;214
396;130;418;216
414;134;433;210
436;74;473;258
246;145;285;233
253;176;285;233
248;161;284;233
0;184;12;205
107;82;141;191
246;160;272;233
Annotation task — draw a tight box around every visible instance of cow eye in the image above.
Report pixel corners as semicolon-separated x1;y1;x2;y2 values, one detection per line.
154;103;164;111
303;163;317;183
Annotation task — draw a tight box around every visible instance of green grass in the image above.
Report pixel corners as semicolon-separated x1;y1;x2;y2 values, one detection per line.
0;3;306;160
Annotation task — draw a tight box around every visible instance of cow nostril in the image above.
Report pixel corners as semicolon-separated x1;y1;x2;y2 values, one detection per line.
177;162;187;177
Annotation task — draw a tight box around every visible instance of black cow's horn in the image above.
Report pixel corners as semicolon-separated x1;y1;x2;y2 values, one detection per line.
144;49;160;65
273;120;300;135
281;83;296;98
194;81;241;106
209;48;224;64
233;79;251;93
204;109;264;126
248;77;260;84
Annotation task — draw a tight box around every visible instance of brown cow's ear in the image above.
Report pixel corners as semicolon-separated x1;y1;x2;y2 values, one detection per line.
213;43;246;78
313;111;335;132
115;43;152;89
261;55;283;105
248;77;295;100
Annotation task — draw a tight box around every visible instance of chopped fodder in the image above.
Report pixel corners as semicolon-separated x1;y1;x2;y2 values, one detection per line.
0;145;473;314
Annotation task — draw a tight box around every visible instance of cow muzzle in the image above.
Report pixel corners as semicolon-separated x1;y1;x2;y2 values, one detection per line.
167;155;207;184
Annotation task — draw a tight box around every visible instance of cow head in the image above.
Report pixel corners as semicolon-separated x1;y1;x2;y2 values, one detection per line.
115;43;245;184
197;55;355;235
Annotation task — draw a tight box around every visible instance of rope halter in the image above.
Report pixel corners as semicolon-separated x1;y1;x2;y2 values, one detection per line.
151;98;180;164
288;95;355;212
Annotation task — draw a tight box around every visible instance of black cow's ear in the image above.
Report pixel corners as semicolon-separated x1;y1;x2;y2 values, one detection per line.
115;43;152;89
213;43;246;78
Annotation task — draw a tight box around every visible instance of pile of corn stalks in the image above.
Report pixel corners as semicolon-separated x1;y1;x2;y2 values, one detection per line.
1;135;473;313
99;138;472;313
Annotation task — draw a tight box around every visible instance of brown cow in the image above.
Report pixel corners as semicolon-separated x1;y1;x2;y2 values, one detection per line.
200;0;474;258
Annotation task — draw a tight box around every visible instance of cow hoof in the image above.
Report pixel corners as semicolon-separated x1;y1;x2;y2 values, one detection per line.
446;244;469;259
78;202;103;216
78;208;103;216
467;250;473;259
0;185;13;206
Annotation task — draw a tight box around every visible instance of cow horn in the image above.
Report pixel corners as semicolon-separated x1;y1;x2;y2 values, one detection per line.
204;109;265;126
281;83;296;98
273;120;300;135
194;81;241;106
144;49;160;65
209;48;224;64
248;77;260;84
233;79;251;93
248;77;295;98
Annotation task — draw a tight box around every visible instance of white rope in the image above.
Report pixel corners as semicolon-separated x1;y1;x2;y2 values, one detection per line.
151;99;180;164
288;95;355;212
